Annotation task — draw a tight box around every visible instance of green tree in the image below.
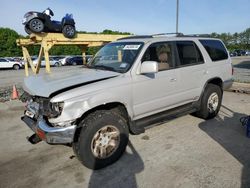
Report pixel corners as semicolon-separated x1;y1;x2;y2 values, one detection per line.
0;27;22;57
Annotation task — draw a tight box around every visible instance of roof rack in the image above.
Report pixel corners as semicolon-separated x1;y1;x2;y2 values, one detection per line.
117;35;153;40
118;33;184;40
152;32;183;37
178;34;211;37
118;33;212;41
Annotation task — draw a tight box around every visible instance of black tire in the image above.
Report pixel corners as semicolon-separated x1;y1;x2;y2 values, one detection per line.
13;64;20;70
62;25;76;38
195;84;222;119
73;110;129;170
72;61;77;66
54;62;60;67
24;26;32;35
29;18;44;33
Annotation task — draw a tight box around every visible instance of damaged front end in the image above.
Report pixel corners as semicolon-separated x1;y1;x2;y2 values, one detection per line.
20;92;76;144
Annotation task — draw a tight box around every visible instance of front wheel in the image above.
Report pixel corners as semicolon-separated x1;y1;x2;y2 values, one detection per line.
195;84;222;119
29;18;44;33
62;25;76;38
73;110;129;170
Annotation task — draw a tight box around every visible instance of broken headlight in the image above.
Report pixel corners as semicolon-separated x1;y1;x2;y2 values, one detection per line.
50;102;64;117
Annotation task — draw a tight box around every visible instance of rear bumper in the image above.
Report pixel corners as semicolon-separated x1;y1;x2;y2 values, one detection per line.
223;79;233;90
21;116;76;144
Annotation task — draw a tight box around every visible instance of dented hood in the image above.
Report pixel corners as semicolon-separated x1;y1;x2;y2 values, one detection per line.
23;68;120;97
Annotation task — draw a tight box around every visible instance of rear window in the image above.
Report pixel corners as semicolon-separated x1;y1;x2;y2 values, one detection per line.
176;41;204;67
199;40;228;61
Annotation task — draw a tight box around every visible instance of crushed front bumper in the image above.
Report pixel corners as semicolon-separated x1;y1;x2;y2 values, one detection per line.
21;116;76;144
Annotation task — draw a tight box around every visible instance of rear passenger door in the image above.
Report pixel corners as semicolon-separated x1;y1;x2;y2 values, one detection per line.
174;40;206;103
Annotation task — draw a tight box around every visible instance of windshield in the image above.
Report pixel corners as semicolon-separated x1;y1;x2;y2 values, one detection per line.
89;42;143;73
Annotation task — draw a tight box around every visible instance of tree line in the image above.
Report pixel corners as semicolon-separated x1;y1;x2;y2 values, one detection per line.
0;27;250;57
209;28;250;51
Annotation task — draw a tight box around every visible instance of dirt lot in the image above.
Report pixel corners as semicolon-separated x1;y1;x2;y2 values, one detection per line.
0;91;250;188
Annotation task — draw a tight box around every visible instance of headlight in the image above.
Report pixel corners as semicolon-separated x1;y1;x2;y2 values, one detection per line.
50;102;64;117
51;102;64;113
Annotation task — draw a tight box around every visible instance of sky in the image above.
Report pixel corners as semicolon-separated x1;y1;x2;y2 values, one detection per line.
0;0;249;36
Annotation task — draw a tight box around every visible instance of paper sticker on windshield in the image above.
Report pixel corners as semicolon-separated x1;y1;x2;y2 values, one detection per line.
120;63;128;68
123;45;141;50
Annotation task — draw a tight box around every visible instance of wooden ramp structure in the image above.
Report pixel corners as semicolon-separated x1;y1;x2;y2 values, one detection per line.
16;33;128;76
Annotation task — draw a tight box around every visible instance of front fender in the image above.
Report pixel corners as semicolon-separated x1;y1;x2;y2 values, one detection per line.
48;91;133;124
23;14;39;25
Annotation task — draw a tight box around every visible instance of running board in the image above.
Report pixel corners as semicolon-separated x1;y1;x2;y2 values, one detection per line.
130;103;198;135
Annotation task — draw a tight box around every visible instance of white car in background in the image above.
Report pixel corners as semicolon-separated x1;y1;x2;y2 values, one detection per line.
0;57;23;70
33;57;61;67
58;56;71;65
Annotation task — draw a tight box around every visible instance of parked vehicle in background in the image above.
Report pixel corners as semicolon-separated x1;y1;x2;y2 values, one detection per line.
232;49;246;56
0;58;23;70
62;55;93;66
59;56;71;65
65;56;84;65
230;51;237;57
245;50;250;56
33;57;61;67
50;56;65;62
21;35;233;169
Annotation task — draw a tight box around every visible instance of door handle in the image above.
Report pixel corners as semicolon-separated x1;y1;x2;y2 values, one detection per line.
170;78;177;82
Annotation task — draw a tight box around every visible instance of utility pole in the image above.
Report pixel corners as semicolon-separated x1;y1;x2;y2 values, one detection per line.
176;0;179;33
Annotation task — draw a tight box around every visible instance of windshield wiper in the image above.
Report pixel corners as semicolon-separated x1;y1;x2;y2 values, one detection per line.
92;65;117;72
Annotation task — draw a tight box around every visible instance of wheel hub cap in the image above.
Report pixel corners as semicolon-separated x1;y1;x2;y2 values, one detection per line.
207;92;219;112
91;125;120;159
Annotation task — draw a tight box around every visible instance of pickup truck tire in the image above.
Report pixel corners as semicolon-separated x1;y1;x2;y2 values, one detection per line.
195;84;222;119
73;110;129;170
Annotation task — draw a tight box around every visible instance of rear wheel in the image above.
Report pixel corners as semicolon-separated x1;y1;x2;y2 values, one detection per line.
29;18;44;33
195;84;222;119
62;25;76;38
24;26;32;34
13;64;20;70
73;110;129;170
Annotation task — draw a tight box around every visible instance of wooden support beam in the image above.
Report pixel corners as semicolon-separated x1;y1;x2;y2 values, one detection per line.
16;33;130;75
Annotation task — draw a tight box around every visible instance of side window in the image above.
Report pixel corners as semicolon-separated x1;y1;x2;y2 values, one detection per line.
199;39;228;61
176;41;204;67
0;58;8;62
142;42;174;71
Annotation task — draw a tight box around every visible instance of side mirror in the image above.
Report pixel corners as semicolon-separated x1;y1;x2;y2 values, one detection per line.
140;61;158;74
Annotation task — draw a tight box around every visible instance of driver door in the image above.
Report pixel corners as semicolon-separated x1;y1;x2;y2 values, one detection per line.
132;42;180;120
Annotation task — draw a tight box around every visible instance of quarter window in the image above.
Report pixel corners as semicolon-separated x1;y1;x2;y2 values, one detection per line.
176;41;203;67
199;39;228;61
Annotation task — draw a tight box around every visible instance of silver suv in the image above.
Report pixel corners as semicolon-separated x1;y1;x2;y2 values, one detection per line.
21;35;233;169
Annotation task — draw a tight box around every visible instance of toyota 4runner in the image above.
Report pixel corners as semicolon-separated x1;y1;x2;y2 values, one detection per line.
21;34;233;169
